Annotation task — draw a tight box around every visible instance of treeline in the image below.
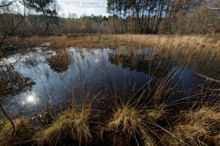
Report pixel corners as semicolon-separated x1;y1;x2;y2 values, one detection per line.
0;14;111;36
0;0;220;37
107;0;220;34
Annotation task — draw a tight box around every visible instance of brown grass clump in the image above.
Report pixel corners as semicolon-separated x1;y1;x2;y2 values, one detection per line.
34;107;91;145
146;107;166;121
47;51;70;72
166;107;220;145
0;118;36;145
108;104;155;145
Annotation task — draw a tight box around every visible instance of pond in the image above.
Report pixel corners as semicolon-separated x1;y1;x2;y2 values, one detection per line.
0;46;218;119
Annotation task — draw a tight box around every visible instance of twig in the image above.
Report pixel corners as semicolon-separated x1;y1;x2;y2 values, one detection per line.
202;88;220;91
0;103;16;133
0;0;17;8
196;73;220;84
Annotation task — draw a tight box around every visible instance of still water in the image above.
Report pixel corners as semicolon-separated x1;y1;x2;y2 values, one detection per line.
0;46;208;117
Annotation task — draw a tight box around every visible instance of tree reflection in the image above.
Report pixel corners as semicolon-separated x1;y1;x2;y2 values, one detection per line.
108;51;173;78
0;65;34;97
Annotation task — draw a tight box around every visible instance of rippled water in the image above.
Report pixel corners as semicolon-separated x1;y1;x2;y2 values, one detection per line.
1;46;212;117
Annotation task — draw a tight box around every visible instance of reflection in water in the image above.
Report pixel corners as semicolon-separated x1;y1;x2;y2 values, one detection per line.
47;51;70;72
22;92;39;105
108;51;172;78
0;65;34;97
0;47;213;117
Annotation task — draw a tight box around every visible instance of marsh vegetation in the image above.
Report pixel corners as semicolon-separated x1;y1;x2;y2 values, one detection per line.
0;35;219;146
1;0;220;145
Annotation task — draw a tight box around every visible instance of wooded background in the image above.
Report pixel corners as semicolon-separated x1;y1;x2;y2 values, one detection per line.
0;0;220;36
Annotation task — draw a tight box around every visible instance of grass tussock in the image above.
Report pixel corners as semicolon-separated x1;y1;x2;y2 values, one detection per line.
1;34;220;145
47;51;70;72
108;105;142;137
146;106;166;121
0;118;36;146
107;102;157;145
34;107;91;145
165;107;220;145
0;103;219;145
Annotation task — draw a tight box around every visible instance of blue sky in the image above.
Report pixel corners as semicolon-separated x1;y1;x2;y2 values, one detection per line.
57;0;108;17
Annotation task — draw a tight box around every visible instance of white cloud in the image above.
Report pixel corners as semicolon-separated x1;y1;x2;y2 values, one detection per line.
57;0;108;17
0;0;108;17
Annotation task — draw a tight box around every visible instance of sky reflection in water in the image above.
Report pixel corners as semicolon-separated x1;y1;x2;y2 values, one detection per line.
1;47;199;117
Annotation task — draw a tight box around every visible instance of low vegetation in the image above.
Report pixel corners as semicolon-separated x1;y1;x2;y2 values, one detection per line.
47;51;70;72
164;106;220;145
34;107;91;145
1;0;220;145
0;96;219;145
0;35;219;145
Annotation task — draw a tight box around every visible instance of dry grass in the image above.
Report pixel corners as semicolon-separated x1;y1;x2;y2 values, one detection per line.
7;34;219;60
0;118;36;146
0;105;219;145
5;37;45;49
1;34;220;145
146;106;166;121
14;34;218;72
108;104;155;145
107;34;220;51
108;105;142;137
47;51;70;72
34;107;91;145
165;107;220;145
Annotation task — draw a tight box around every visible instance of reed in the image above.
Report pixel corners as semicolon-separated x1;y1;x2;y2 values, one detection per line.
0;34;220;145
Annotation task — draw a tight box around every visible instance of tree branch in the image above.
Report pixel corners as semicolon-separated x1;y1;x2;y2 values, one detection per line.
0;103;16;132
203;0;220;10
0;0;17;8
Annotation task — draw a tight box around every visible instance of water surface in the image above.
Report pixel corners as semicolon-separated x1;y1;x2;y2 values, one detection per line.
0;47;212;117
